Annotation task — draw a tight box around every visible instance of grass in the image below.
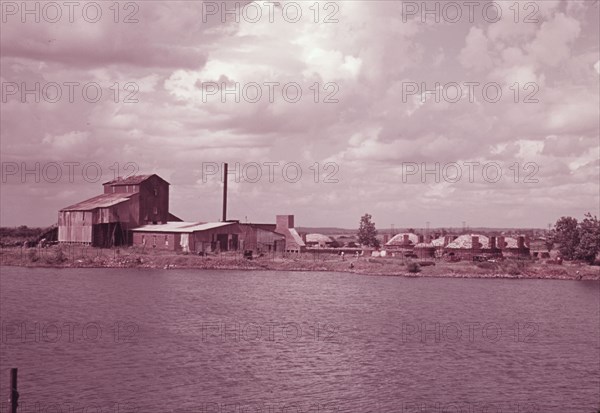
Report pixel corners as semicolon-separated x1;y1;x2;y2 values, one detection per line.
1;245;598;280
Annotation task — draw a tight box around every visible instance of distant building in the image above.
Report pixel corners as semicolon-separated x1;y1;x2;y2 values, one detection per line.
386;233;420;247
444;234;530;260
58;174;171;247
305;233;335;248
385;232;422;256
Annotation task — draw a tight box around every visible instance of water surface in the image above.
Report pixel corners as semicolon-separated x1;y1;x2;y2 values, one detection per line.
1;267;598;412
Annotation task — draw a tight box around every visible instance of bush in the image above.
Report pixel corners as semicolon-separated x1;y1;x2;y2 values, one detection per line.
27;249;39;262
54;247;67;263
476;261;497;270
418;261;436;267
500;261;521;276
407;262;421;273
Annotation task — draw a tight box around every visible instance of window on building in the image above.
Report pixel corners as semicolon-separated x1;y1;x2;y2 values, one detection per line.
153;207;158;214
165;235;169;246
112;186;116;193
154;188;158;196
142;235;146;245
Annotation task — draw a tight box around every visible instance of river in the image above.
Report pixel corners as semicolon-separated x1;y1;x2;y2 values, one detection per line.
0;267;598;412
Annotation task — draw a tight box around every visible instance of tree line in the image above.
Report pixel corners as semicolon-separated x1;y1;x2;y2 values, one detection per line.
550;213;600;264
356;212;600;265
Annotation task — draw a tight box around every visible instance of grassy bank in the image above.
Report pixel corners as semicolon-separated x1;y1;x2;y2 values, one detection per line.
0;245;598;280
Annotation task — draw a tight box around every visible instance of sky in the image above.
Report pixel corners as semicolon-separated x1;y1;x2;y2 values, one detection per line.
1;0;599;229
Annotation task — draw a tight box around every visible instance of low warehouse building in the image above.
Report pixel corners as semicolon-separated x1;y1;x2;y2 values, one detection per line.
132;221;241;253
238;223;286;253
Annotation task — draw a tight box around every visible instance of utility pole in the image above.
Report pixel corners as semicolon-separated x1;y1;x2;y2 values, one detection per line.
9;368;18;413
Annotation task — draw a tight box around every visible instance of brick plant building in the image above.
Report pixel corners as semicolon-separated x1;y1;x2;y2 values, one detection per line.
58;175;304;253
58;174;171;247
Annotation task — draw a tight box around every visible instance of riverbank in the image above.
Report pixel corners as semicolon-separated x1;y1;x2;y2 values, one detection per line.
1;246;598;280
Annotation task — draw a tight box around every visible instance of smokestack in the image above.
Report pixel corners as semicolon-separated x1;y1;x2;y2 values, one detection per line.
472;236;479;250
517;236;525;250
490;236;497;250
222;162;228;222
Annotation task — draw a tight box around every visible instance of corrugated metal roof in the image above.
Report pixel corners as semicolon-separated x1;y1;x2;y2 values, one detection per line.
60;193;134;211
103;174;170;186
132;221;235;233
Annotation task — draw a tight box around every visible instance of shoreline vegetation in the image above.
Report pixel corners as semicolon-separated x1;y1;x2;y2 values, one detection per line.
1;245;598;281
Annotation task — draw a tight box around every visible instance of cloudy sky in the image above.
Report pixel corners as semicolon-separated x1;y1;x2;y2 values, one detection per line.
1;0;598;229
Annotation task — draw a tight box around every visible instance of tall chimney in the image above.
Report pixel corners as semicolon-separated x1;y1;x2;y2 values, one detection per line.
222;162;228;222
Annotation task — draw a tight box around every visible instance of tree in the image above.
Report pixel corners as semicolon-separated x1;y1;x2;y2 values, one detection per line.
575;213;600;263
357;213;380;249
544;233;554;253
552;216;579;260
